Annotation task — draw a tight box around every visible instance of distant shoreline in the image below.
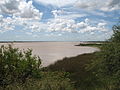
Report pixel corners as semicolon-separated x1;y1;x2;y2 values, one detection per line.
0;41;105;43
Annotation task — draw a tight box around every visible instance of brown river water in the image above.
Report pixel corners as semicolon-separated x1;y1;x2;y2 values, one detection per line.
0;42;99;67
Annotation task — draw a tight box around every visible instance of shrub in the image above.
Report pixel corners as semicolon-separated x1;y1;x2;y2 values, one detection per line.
88;24;120;90
2;72;74;90
0;45;41;88
0;45;74;90
110;24;120;43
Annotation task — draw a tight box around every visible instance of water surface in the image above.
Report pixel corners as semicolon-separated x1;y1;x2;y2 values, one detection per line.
0;42;99;67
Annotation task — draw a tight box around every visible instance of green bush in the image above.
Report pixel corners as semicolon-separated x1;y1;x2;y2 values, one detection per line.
1;72;74;90
88;24;120;90
110;24;120;43
0;45;41;88
0;45;74;90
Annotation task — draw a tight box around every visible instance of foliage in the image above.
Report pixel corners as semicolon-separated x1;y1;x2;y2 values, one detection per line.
88;24;120;90
75;43;103;48
46;53;104;90
110;24;120;43
38;72;74;90
0;72;74;90
0;45;41;88
0;45;74;90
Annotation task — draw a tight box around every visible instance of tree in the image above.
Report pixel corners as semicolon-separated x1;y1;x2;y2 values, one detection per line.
89;23;120;90
110;24;120;42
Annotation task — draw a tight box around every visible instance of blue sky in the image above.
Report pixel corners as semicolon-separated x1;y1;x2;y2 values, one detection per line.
0;0;120;41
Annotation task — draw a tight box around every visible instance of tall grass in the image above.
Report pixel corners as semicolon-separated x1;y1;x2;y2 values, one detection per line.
45;53;104;90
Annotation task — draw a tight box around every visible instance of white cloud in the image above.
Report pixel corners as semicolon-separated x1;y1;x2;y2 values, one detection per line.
0;0;20;14
75;0;99;9
0;16;15;33
47;18;76;32
51;10;61;18
58;34;62;36
0;14;46;34
78;19;108;33
75;0;120;11
26;32;33;35
0;0;109;36
0;0;43;19
17;0;43;19
0;0;43;33
34;0;120;11
32;34;39;38
47;17;108;33
101;0;120;11
51;9;87;19
0;1;5;4
0;15;3;21
34;0;77;7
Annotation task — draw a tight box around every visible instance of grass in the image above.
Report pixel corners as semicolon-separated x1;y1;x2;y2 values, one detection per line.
1;72;74;90
44;52;102;90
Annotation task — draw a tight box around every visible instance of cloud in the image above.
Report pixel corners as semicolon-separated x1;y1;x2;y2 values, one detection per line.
0;16;15;33
101;0;120;11
34;0;77;7
26;32;32;35
47;18;76;32
47;10;107;33
75;0;98;9
109;0;120;7
77;19;108;33
75;0;120;11
0;0;110;39
0;13;107;34
0;0;43;19
0;0;20;14
24;21;48;32
0;15;3;21
34;0;120;11
51;9;87;19
0;0;43;33
17;0;43;19
47;17;108;34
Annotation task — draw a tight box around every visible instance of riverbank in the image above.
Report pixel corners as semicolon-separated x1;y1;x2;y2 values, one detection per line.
75;41;104;48
0;42;99;67
44;52;100;89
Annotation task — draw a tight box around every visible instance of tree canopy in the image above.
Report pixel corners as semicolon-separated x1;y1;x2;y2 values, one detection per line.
89;23;120;90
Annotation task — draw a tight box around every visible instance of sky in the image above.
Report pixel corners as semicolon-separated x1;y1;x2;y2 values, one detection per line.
0;0;120;41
